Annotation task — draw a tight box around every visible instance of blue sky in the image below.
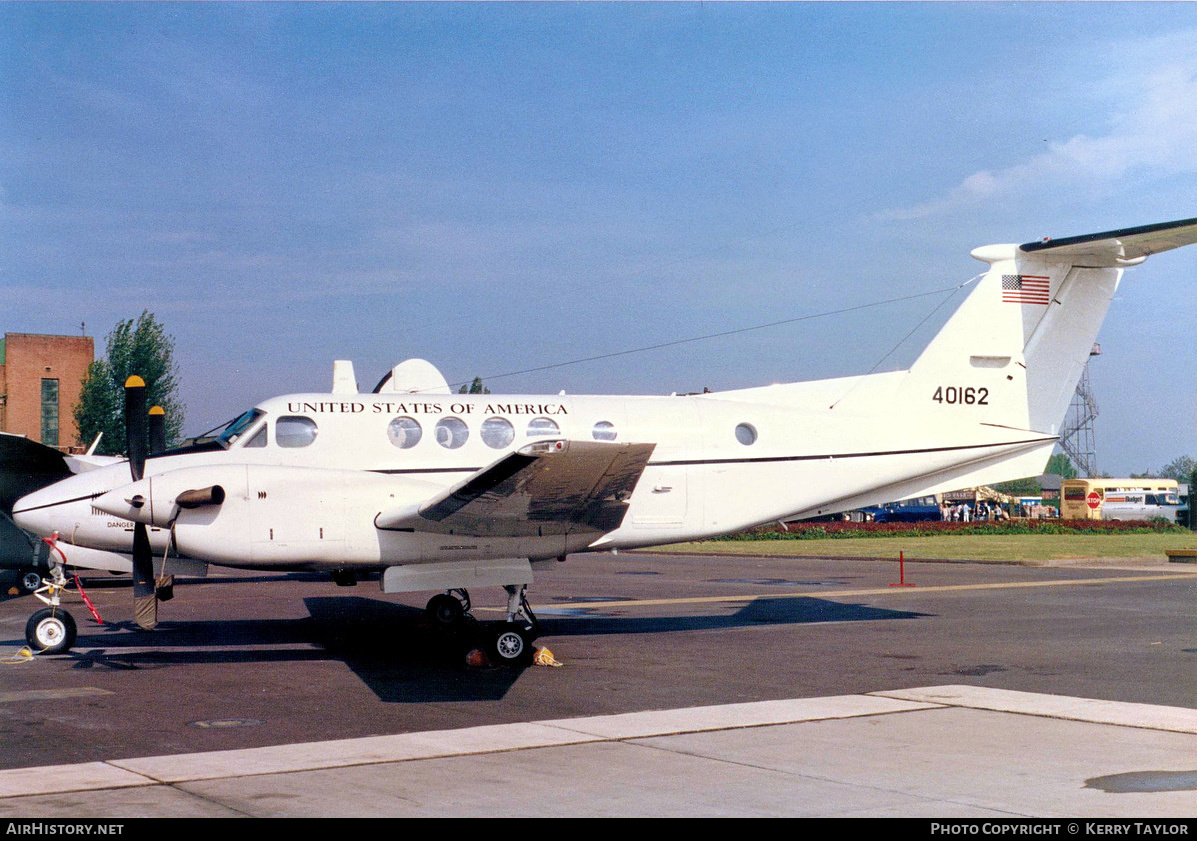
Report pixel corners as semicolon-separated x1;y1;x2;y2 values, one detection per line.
2;3;1195;475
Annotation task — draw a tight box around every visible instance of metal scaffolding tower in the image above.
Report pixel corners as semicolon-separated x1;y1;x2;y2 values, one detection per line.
1059;343;1101;477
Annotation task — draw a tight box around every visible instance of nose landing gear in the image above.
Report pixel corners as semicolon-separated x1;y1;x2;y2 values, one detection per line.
25;607;76;655
24;560;77;654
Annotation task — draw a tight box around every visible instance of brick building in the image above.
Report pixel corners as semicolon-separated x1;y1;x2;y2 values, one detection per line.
0;333;94;452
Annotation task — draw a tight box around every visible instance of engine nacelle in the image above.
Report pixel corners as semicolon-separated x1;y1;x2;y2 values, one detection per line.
94;465;247;530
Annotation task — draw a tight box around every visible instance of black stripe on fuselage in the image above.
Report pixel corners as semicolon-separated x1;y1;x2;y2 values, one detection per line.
652;436;1054;467
11;491;106;515
368;436;1055;475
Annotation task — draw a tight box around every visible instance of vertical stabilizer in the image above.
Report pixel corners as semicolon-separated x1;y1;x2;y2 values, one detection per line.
898;217;1197;436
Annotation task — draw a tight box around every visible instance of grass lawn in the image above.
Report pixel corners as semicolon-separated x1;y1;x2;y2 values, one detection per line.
651;532;1197;563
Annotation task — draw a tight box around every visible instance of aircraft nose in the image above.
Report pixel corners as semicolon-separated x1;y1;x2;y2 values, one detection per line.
12;483;73;536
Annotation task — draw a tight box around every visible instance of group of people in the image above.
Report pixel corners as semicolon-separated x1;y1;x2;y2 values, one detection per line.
939;501;1011;522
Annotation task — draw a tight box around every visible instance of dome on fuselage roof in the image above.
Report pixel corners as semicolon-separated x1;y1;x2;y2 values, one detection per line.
375;359;451;395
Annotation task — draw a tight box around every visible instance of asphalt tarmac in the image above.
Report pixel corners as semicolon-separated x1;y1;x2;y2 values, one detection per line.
1;550;1195;816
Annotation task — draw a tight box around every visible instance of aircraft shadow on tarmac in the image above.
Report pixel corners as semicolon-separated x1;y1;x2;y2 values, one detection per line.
2;594;926;703
535;595;925;637
6;598;527;703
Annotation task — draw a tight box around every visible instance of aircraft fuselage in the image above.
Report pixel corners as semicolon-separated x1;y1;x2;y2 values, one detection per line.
13;383;1053;572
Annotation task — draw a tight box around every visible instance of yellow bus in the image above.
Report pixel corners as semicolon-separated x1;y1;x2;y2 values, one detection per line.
1059;478;1182;522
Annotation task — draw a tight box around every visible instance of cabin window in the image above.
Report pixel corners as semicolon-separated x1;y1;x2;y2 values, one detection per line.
527;417;560;437
592;421;617;441
480;417;515;449
276;416;319;448
387;416;422;449
435;416;469;449
735;423;757;445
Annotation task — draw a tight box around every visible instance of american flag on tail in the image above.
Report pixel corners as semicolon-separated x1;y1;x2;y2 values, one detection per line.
1001;274;1050;305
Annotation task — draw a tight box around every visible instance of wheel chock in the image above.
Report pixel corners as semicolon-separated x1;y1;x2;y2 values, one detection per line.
2;646;35;664
464;648;490;668
532;646;562;667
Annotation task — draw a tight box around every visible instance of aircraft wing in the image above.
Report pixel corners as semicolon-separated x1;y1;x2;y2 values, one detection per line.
0;433;73;515
375;439;656;537
1019;216;1197;267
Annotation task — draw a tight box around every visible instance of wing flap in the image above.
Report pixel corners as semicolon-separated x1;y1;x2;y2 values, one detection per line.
375;440;656;537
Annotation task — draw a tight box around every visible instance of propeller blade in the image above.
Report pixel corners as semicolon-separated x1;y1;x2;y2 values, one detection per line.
125;377;157;628
124;376;147;482
148;405;167;456
131;521;158;630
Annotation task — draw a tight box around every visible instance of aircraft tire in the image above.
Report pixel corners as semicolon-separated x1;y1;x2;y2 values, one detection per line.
25;608;77;655
489;624;533;667
426;593;465;629
18;568;43;594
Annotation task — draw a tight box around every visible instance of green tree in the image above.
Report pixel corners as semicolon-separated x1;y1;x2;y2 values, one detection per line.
74;358;120;453
1045;453;1079;479
992;452;1078;496
991;476;1042;496
1158;455;1196;483
458;376;490;395
74;311;185;454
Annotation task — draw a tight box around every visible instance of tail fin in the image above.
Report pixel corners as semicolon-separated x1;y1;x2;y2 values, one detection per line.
900;217;1197;435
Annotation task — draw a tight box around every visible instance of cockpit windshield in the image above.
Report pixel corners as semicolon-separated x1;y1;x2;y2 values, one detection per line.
215;409;266;449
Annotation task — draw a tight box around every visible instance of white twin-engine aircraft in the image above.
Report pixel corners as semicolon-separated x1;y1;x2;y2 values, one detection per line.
13;217;1197;661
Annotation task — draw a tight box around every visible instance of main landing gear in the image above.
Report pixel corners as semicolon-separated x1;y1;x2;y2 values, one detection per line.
17;567;45;595
423;584;540;667
425;588;470;629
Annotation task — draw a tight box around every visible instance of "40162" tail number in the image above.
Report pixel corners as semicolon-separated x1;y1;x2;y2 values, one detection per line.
932;386;989;405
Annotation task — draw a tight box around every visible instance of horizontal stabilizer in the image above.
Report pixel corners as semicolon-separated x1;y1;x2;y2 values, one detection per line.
1020;216;1197;267
375;439;655;537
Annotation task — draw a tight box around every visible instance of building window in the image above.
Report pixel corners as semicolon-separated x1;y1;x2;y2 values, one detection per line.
40;378;59;447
